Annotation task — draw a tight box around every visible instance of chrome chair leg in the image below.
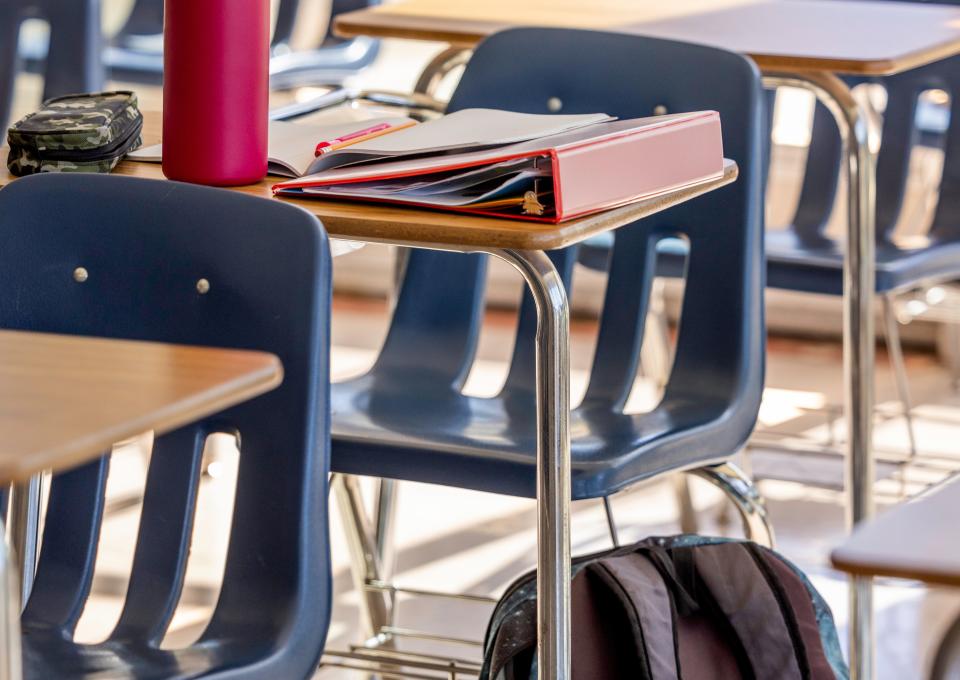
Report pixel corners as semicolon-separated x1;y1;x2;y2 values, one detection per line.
374;478;399;588
601;496;620;548
0;512;21;680
413;47;472;97
673;475;699;535
8;475;42;606
690;461;775;548
881;293;919;460
331;473;395;644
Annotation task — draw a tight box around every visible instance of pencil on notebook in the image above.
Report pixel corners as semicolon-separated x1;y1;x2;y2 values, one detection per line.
315;121;417;156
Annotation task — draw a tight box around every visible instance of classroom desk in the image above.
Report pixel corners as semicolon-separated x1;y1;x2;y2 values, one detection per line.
832;478;960;679
0;111;736;680
0;329;282;680
332;3;960;675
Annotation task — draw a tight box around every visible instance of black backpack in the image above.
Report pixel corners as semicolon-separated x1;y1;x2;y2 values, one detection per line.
481;536;848;680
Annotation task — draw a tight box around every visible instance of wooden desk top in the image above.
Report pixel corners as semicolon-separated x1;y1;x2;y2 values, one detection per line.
0;330;282;484
334;0;960;76
0;113;736;252
831;479;960;587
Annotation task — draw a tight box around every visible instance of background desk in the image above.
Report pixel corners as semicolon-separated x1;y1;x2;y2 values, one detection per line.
334;0;960;75
832;478;960;679
0;329;281;483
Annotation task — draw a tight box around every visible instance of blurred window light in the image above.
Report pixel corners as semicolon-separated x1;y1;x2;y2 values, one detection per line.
772;87;815;147
926;286;947;305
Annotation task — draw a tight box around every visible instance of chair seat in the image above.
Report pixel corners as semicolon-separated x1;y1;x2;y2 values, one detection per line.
22;631;268;679
765;229;960;295
582;229;960;295
331;373;743;500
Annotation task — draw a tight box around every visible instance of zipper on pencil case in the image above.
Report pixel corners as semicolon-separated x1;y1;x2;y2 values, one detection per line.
23;118;144;162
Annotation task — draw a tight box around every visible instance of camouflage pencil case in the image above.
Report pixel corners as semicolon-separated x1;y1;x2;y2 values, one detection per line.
6;91;143;176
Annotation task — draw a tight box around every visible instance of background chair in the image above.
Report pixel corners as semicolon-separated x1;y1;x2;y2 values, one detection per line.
268;0;381;91
578;38;960;467
0;0;103;128
102;0;164;85
324;27;770;672
0;173;332;679
760;44;960;462
103;0;380;89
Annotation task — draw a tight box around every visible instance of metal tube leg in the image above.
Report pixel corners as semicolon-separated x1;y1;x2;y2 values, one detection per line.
601;496;620;548
493;249;571;680
691;462;775;548
413;47;472;98
332;473;394;644
0;514;21;680
374;478;400;587
881;294;919;459
764;71;877;679
673;475;699;535
7;476;42;606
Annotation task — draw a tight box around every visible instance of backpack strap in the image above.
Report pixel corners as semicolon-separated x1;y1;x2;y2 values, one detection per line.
692;542;808;680
747;545;840;680
589;552;681;680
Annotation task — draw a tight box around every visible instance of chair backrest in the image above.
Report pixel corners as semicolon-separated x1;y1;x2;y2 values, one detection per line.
871;54;960;243
273;0;380;50
784;0;960;245
0;174;331;676
114;0;163;38
0;0;102;129
375;29;765;426
113;0;378;50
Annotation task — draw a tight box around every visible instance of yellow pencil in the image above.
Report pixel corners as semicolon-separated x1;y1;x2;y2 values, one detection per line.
322;120;417;154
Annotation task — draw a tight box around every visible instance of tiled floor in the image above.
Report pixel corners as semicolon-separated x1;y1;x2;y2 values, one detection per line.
9;7;960;678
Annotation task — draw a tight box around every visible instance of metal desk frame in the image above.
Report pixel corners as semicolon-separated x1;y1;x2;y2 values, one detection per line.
399;51;881;680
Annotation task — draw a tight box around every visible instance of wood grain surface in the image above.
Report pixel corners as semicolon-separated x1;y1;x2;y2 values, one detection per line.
832;479;960;587
333;0;960;75
0;330;282;484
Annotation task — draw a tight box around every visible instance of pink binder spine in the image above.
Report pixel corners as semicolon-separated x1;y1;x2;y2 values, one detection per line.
552;112;724;220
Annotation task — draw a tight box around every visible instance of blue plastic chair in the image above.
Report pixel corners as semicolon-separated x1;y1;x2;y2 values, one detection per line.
757;21;960;456
103;0;380;89
327;27;769;656
767;2;960;286
765;60;960;296
0;0;103;128
0;173;332;679
268;0;381;91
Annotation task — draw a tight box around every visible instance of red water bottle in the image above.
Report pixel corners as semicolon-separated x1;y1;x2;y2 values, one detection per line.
162;0;270;186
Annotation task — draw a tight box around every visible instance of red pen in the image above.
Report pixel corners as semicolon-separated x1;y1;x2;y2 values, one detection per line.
315;122;392;156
